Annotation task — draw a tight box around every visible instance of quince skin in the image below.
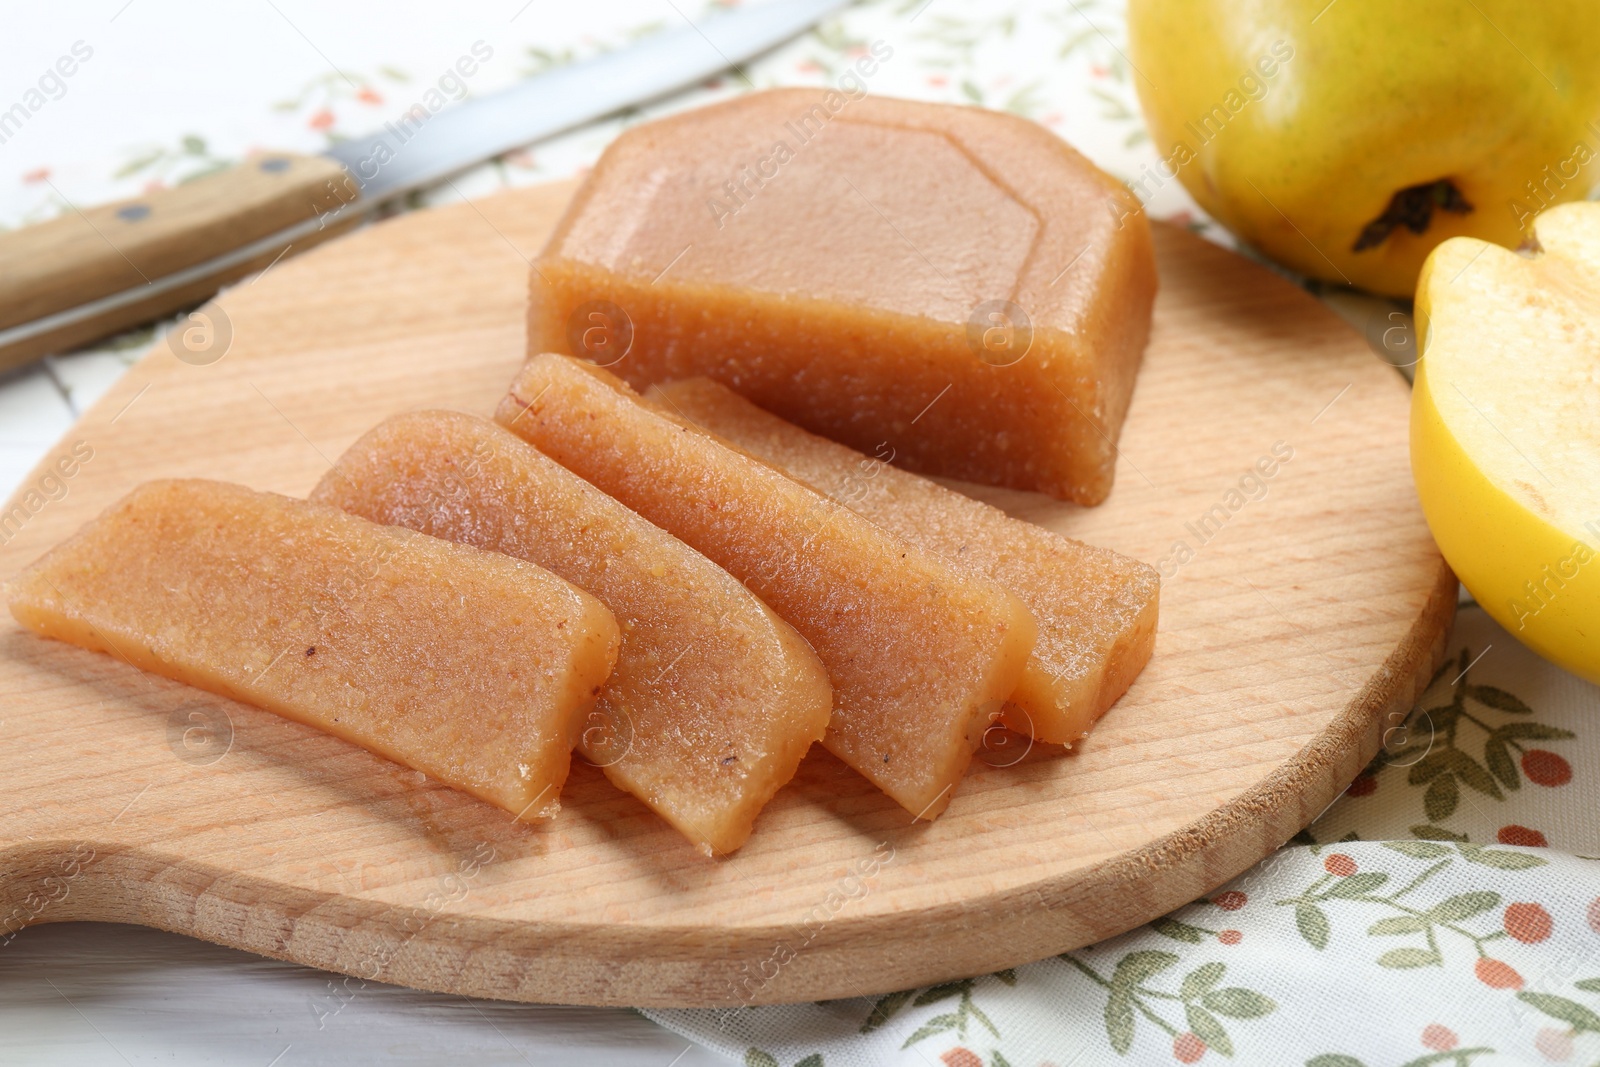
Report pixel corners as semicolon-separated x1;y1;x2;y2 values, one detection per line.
1128;0;1600;297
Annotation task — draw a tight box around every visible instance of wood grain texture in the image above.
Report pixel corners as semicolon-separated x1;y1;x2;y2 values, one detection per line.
0;152;356;373
0;180;1455;1008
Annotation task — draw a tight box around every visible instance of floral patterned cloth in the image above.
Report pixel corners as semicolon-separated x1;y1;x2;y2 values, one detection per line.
2;2;1596;1065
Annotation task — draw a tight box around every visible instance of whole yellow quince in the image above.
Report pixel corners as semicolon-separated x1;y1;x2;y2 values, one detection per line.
1128;0;1600;297
1411;201;1600;682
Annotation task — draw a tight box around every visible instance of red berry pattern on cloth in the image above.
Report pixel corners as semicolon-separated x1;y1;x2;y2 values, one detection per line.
1324;854;1358;877
1498;825;1548;847
1537;1028;1576;1060
1422;1023;1458;1051
1504;903;1553;944
1523;749;1573;787
1173;1032;1206;1062
1475;958;1524;990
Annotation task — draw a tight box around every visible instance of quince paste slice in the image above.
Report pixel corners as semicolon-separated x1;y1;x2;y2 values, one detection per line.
5;479;619;820
529;88;1156;505
653;378;1160;745
497;354;1037;819
312;411;833;854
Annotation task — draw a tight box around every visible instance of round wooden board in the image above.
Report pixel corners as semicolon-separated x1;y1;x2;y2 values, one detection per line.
0;181;1455;1008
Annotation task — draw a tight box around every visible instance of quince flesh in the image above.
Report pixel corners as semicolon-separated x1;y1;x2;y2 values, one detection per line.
1412;202;1600;681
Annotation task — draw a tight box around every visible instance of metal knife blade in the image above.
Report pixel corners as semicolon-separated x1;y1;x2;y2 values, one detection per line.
326;0;851;204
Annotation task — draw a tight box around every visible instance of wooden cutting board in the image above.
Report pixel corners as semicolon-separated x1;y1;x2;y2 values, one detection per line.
0;181;1454;1008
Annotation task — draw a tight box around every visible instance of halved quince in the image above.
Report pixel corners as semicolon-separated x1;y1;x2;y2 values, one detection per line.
1412;201;1600;681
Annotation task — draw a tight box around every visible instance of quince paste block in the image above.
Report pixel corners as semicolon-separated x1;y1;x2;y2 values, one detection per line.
654;378;1160;745
311;411;833;854
528;88;1157;506
496;354;1037;819
5;479;619;820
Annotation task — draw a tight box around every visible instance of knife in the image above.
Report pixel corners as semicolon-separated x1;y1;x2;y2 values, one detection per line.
0;0;849;373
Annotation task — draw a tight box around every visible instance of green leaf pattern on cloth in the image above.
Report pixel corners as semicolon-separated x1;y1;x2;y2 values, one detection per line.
1059;949;1276;1057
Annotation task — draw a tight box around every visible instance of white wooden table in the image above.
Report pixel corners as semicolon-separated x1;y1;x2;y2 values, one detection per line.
2;922;725;1065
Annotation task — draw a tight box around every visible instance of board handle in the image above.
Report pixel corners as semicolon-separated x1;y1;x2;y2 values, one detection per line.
0;153;360;373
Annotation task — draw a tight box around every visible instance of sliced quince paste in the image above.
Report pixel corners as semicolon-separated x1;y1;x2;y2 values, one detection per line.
5;479;619;820
528;88;1157;505
311;411;833;854
496;354;1037;820
654;378;1160;745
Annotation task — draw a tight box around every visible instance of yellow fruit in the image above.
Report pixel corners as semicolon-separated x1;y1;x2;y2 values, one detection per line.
1128;0;1600;297
1411;201;1600;682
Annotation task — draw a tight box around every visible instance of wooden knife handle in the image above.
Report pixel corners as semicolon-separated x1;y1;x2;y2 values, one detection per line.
0;152;360;372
